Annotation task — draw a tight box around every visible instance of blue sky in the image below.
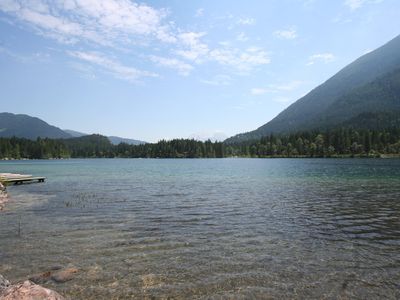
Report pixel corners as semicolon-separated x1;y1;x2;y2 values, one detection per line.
1;0;399;142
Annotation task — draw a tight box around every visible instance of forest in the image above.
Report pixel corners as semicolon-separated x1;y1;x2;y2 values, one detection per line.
1;128;400;159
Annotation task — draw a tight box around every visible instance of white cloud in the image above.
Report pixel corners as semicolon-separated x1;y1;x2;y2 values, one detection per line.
201;74;232;86
251;88;268;95
0;0;175;46
0;0;21;12
68;51;157;82
345;0;365;10
175;31;270;72
189;131;228;142
307;53;335;65
238;17;256;25
236;32;248;42
344;0;384;10
150;55;193;76
176;31;209;62
195;8;204;17
209;46;270;72
274;28;297;40
0;1;271;78
251;80;305;96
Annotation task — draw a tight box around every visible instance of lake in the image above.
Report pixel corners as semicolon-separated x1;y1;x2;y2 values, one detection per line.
0;158;400;299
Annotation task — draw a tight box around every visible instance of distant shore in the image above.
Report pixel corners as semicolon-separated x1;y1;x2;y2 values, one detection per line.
1;154;400;160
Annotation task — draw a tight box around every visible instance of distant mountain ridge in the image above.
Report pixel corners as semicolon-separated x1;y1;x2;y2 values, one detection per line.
107;136;146;146
226;34;400;143
0;112;146;144
64;129;86;138
0;112;72;139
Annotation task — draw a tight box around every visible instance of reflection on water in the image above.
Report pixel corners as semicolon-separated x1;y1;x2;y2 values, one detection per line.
0;158;400;299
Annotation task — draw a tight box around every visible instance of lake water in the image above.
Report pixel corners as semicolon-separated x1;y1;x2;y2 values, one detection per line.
0;158;400;299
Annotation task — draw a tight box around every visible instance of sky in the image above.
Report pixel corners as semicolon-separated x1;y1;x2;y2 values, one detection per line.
0;0;400;142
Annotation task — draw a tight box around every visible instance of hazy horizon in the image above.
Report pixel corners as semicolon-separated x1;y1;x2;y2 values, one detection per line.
1;0;400;142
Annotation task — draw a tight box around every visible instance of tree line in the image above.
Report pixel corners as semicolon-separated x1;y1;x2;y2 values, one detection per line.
1;128;400;159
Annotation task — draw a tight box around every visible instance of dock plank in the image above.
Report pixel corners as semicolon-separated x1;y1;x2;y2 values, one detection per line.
0;173;46;185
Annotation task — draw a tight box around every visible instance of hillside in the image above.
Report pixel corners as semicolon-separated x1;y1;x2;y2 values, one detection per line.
226;34;400;143
0;113;146;144
65;130;146;145
0;112;72;140
64;129;87;138
108;136;146;146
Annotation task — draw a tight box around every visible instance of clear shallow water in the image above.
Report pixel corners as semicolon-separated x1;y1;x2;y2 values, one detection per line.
0;158;400;299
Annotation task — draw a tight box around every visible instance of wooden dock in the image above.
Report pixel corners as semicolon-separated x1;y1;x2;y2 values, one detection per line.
0;173;46;185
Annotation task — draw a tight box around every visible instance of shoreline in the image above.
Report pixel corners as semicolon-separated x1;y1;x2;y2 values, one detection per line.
0;274;65;300
1;154;400;160
0;183;7;211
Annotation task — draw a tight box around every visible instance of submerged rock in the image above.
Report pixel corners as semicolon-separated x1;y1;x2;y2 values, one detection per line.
51;268;79;283
0;183;8;211
0;280;64;300
0;275;10;292
29;267;79;284
29;271;53;285
0;194;7;211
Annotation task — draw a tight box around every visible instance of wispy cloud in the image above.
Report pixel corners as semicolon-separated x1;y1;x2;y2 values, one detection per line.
0;45;51;63
175;32;270;72
0;1;271;80
344;0;384;11
195;8;204;17
307;53;335;65
251;88;268;95
209;46;270;72
236;32;248;42
150;55;193;76
0;0;178;80
68;51;158;82
237;17;256;25
176;32;209;62
201;74;232;86
0;0;175;46
274;28;297;40
251;80;305;96
345;0;365;10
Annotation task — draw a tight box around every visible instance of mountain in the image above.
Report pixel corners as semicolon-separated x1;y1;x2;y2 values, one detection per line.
64;129;87;138
0;112;72;139
64;130;145;145
226;34;400;143
0;113;146;144
65;130;146;145
108;136;145;145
